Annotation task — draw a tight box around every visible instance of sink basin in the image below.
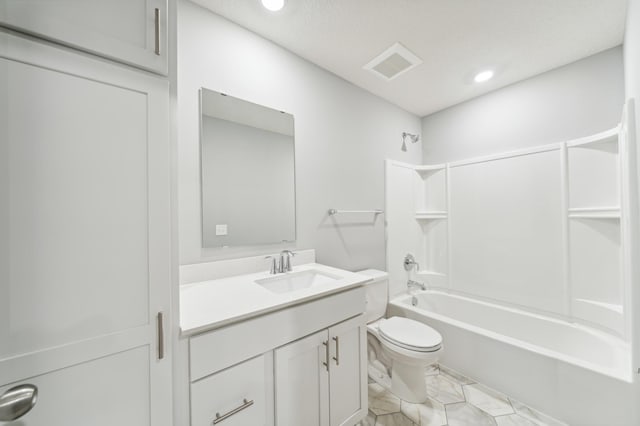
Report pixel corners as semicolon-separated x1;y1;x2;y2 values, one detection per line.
255;269;341;294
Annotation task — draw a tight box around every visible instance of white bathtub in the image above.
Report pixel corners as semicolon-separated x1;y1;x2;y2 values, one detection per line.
388;290;637;426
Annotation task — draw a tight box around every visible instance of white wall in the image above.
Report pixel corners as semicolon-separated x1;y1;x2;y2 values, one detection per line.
421;47;624;163
178;0;421;269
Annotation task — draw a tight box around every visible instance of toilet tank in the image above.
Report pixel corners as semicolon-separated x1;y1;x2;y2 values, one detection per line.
357;269;389;324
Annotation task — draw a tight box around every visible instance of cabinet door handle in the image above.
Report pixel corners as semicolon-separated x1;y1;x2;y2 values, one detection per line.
332;336;340;366
154;8;161;55
213;399;254;424
322;341;329;371
157;312;164;360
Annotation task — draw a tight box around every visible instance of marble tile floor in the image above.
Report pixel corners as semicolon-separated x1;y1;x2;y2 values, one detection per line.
360;364;567;426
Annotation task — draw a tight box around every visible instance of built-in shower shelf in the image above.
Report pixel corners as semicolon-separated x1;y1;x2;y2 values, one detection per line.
413;163;447;214
414;164;447;173
568;207;621;219
565;127;619;148
415;211;448;220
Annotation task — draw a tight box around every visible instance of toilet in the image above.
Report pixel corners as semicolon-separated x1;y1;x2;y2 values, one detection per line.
358;269;443;403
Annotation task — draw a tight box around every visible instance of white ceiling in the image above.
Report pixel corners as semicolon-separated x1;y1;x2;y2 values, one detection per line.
191;0;628;117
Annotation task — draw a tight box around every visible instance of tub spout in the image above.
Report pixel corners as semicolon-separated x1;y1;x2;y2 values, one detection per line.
407;279;426;291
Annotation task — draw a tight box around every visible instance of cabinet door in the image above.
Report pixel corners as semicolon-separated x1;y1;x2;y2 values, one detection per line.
274;330;330;426
329;315;367;426
0;0;168;74
0;31;171;425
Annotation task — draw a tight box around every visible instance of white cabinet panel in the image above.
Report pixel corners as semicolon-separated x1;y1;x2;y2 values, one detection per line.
0;31;171;425
2;54;149;358
329;315;367;426
0;0;168;74
0;347;150;426
191;354;273;426
275;330;330;426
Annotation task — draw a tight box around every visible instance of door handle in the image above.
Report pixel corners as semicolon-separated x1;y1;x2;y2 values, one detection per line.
0;384;38;421
332;336;340;366
157;312;165;360
154;8;161;55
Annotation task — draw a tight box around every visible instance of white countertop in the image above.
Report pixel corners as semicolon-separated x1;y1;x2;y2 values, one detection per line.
180;263;371;336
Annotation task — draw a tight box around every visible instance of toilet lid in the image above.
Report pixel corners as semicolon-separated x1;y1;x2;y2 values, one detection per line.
378;317;442;352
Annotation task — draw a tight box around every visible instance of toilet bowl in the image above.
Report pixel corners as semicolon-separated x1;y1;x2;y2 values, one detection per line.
358;269;443;403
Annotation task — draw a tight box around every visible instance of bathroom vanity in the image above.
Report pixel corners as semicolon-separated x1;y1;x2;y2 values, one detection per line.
180;255;370;426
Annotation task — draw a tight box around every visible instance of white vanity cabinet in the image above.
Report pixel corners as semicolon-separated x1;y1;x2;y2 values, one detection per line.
274;314;367;426
186;287;367;426
0;0;168;74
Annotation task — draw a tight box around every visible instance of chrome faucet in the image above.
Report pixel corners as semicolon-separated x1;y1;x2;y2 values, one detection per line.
407;280;426;291
265;251;296;274
279;250;296;273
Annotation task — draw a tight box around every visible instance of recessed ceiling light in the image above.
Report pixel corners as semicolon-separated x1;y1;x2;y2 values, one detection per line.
261;0;285;11
474;70;494;83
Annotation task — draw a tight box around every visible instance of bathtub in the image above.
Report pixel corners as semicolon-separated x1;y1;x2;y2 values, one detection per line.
388;290;637;426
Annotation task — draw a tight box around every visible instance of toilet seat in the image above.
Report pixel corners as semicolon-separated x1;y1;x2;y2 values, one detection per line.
378;317;442;353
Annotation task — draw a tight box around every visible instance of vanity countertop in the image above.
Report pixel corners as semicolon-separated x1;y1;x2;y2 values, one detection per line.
180;263;371;336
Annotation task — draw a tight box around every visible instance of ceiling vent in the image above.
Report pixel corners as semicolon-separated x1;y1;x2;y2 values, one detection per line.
364;42;423;81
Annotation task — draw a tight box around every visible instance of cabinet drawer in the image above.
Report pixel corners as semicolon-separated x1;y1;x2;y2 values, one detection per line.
191;354;273;426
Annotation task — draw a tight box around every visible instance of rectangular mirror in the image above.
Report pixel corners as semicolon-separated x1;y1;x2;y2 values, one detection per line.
200;88;296;247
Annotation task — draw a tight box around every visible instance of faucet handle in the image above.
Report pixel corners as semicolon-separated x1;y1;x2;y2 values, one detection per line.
265;256;278;275
279;250;296;272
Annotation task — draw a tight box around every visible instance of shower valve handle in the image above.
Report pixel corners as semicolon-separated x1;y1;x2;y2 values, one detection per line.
403;253;419;271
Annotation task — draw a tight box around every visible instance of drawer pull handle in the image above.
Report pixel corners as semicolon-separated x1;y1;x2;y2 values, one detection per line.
332;336;340;365
213;399;254;424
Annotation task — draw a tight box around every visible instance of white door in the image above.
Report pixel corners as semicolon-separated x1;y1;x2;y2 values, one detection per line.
0;0;168;74
274;330;330;426
328;315;367;426
0;30;171;425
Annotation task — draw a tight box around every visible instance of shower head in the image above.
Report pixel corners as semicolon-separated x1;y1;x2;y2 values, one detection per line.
401;132;420;151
